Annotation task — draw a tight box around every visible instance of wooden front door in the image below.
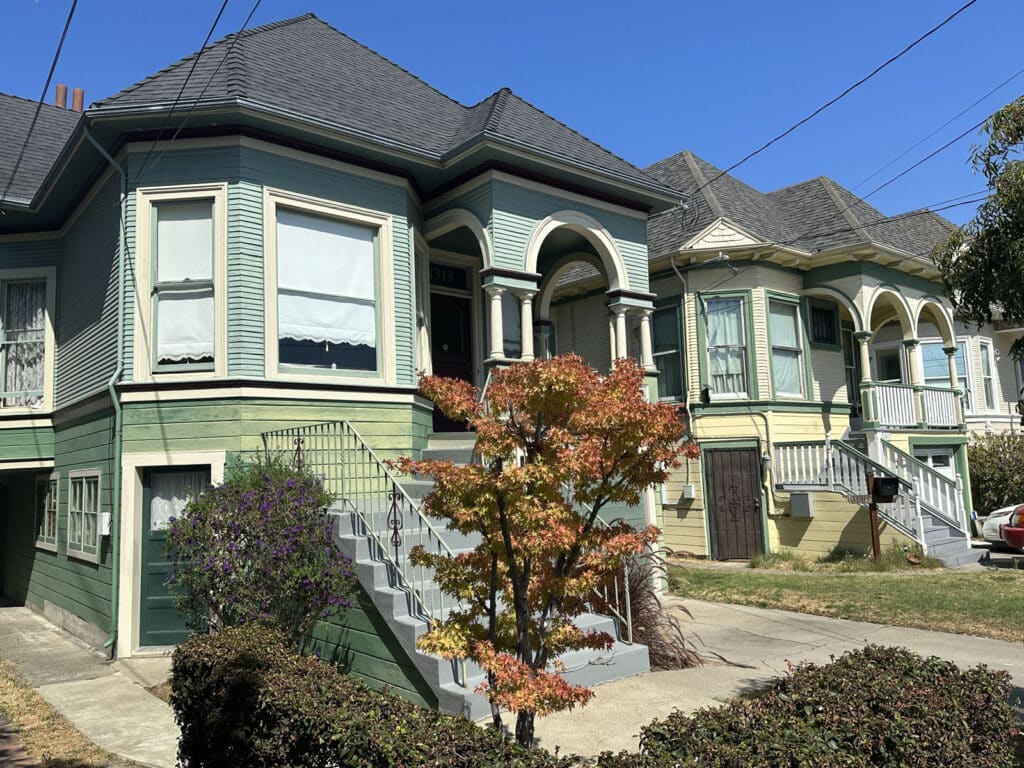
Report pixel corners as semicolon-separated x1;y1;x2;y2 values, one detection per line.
139;467;210;647
704;448;764;560
430;292;473;432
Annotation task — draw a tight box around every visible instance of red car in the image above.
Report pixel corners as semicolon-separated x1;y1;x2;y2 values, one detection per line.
999;506;1024;552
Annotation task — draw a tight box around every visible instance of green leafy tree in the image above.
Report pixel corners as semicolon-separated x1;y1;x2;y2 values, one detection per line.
934;96;1024;361
967;434;1024;514
166;459;356;643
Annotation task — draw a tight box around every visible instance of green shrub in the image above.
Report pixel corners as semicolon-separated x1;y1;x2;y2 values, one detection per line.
607;645;1016;768
171;625;578;768
166;458;356;642
969;434;1024;515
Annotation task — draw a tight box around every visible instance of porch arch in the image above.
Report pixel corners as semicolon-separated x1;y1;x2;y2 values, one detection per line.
536;252;606;321
524;210;628;292
915;297;956;347
423;208;493;270
801;286;863;332
865;285;915;338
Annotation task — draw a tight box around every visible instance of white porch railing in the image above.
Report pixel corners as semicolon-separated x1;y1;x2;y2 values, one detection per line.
872;383;918;428
866;382;961;430
878;440;966;533
921;386;958;428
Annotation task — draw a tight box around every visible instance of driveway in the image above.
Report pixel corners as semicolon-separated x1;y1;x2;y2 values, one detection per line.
533;597;1024;758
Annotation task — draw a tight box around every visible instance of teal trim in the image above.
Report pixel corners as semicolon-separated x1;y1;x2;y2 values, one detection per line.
804;261;944;297
695;289;758;400
765;290;811;401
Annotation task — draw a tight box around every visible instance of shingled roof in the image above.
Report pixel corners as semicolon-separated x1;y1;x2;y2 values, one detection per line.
644;149;959;259
95;14;663;191
0;93;80;206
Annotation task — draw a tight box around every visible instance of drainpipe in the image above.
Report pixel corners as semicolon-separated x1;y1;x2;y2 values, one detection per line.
84;126;126;658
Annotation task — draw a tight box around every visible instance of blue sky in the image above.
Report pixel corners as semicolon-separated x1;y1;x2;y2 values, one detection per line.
3;0;1021;224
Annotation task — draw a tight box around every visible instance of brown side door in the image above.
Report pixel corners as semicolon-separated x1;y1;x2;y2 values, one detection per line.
429;292;474;432
704;448;765;559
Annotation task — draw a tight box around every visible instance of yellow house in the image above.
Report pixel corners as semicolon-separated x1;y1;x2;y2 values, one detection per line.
633;151;1024;565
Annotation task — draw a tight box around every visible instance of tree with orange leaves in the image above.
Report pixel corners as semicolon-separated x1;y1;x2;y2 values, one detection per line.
397;354;695;747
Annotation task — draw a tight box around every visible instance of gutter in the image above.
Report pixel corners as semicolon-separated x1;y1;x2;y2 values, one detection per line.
84;125;126;658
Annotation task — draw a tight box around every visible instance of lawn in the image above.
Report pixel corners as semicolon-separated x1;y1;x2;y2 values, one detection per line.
669;563;1024;643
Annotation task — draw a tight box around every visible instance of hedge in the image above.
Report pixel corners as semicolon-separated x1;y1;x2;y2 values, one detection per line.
170;624;575;768
598;645;1017;768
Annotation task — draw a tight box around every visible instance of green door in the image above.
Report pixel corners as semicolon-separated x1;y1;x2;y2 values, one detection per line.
139;467;210;647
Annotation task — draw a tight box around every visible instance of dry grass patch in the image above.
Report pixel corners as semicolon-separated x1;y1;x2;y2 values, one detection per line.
0;660;136;768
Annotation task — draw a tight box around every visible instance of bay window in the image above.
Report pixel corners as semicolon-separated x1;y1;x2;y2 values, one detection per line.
704;297;747;397
768;299;804;398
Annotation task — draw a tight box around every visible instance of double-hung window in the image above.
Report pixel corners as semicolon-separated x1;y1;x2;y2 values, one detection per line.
652;303;683;401
265;189;395;383
768;300;804;398
35;474;58;551
979;341;995;411
67;471;101;562
922;341;970;410
1;277;49;408
153;201;215;369
704;297;747;397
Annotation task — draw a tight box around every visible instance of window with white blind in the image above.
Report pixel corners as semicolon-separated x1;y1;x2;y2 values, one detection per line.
67;471;101;563
704;297;747;397
153;201;215;369
264;189;396;383
768;300;804;398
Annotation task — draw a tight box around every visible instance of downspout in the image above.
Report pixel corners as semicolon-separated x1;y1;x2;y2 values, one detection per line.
84;126;125;657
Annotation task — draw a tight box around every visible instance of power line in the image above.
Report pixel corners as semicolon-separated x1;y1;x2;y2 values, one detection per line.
133;0;263;187
0;0;79;212
131;0;232;186
693;0;980;196
853;65;1024;190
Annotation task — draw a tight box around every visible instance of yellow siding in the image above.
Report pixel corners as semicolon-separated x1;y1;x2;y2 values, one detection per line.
661;456;707;556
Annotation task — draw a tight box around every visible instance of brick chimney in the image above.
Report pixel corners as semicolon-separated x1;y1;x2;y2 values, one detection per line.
71;87;84;112
55;84;67;109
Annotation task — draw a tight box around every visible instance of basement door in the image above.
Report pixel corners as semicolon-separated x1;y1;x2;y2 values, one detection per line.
139;467;210;647
704;448;765;560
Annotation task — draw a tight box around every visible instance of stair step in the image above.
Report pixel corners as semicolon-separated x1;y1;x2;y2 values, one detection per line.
421;447;476;464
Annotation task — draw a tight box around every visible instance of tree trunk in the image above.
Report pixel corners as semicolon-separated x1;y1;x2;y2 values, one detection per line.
515;710;536;747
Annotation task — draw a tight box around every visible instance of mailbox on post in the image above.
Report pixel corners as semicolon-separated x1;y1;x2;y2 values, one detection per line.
871;476;900;503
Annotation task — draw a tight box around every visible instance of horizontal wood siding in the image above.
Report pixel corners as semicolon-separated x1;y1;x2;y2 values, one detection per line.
0;427;54;462
426;183;493;238
768;494;915;558
491;180;648;289
56;175;120;409
661;456;707;556
227;181;265;377
0;238;61;268
552;293;611;374
306;587;437;708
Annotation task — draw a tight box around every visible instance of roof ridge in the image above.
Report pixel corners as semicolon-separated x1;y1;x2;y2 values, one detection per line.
683;151;724;218
768;177;822;195
0;90;81;114
818;177;870;241
308;16;467;112
483;87;513;132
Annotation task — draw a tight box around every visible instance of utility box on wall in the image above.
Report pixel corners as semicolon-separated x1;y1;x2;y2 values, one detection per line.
790;493;814;519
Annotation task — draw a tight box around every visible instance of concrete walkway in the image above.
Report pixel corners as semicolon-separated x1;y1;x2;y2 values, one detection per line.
533;598;1024;757
0;607;177;768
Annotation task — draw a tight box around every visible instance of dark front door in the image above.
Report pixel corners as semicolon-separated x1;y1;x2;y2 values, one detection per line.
140;467;210;647
430;292;473;432
705;448;764;560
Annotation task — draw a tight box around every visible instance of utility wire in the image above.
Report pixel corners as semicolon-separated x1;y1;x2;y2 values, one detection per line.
134;0;263;187
692;0;980;196
853;65;1024;190
0;0;79;213
131;0;232;186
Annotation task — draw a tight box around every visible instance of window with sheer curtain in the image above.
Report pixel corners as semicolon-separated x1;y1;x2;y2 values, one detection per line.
705;297;747;396
67;472;100;562
276;208;378;371
35;474;58;551
153;201;214;368
1;280;46;407
769;300;804;397
149;469;210;532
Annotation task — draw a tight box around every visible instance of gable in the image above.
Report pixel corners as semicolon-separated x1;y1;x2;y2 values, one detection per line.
685;218;761;250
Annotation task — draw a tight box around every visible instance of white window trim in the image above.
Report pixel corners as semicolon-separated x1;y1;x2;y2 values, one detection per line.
133;184;228;382
262;187;396;385
768;298;805;400
34;471;59;552
979;339;996;412
704;296;749;401
66;468;102;564
0;267;56;414
870;340;907;384
920;337;971;411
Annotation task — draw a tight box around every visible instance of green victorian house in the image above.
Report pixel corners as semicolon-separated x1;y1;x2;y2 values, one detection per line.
0;15;676;716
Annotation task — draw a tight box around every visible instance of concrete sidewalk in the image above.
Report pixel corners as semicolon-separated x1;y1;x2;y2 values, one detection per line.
533;598;1024;757
0;607;177;768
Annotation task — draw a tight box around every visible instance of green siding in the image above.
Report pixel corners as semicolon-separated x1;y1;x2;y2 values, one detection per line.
491;179;649;289
227;181;265;377
0;238;61;268
426;182;494;238
306;587;437;708
0;427;54;462
56;175;120;409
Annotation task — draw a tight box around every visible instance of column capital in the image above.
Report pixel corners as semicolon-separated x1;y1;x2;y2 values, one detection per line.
484;284;506;297
942;345;959;356
610;304;630;317
853;331;873;342
514;288;536;301
901;338;920;348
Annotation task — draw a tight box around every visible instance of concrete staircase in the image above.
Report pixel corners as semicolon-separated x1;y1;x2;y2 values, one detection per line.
332;430;650;720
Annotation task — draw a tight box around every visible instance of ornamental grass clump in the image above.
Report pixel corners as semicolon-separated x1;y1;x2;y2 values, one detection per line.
166;459;356;642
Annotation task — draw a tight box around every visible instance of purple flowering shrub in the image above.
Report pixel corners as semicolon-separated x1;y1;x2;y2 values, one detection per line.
166;459;356;642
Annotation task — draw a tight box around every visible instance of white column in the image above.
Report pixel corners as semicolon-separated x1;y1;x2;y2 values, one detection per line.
518;291;535;362
613;305;628;361
905;339;922;385
944;345;959;388
856;333;872;383
639;309;655;371
608;313;617;367
486;285;505;359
